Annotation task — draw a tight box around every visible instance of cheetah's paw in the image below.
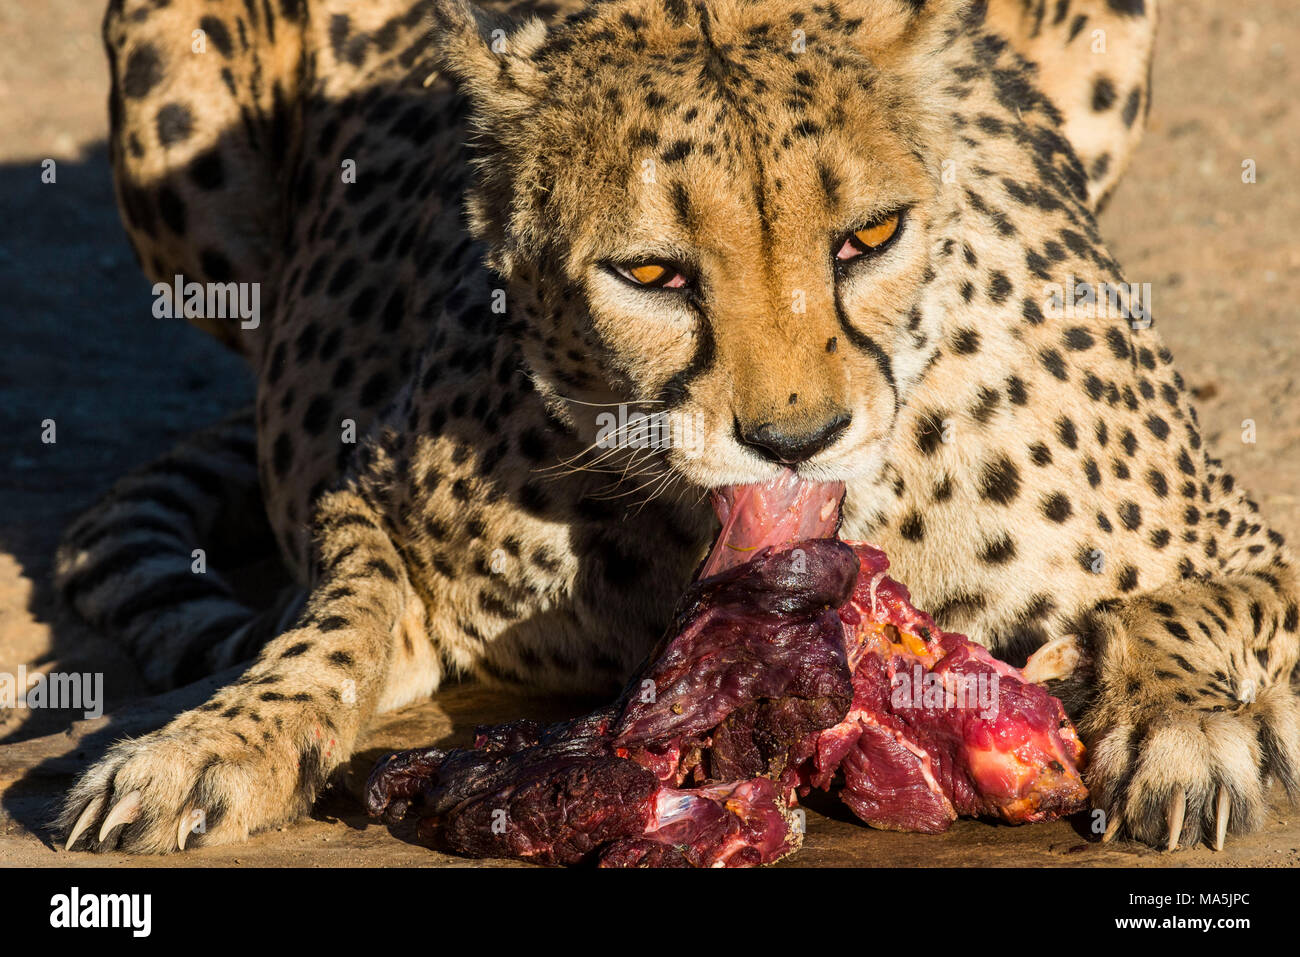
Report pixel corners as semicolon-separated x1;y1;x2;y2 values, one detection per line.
59;725;316;853
1085;682;1299;850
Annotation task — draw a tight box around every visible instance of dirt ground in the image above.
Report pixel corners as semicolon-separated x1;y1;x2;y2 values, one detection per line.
0;0;1298;867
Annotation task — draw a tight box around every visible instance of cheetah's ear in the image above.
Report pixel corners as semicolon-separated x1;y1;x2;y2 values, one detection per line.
429;0;549;115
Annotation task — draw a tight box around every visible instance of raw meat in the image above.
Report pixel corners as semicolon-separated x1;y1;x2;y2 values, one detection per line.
366;474;1087;866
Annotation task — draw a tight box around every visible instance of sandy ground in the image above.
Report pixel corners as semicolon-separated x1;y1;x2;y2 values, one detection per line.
0;0;1297;867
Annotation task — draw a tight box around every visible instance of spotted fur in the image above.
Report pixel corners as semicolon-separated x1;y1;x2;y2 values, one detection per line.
58;0;1300;855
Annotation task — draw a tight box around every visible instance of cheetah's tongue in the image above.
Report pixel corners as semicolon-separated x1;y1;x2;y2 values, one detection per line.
698;470;845;580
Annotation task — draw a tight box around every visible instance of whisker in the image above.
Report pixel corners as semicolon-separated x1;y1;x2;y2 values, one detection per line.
590;467;669;501
591;464;673;501
548;393;665;409
534;417;671;474
629;468;685;515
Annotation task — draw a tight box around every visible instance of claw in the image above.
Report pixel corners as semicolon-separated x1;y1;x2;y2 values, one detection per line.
98;790;142;843
1165;784;1185;851
1213;784;1230;852
177;809;202;851
1102;813;1121;844
64;794;106;851
1023;635;1082;684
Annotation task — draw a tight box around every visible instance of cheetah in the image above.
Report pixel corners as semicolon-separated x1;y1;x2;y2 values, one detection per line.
56;0;1300;856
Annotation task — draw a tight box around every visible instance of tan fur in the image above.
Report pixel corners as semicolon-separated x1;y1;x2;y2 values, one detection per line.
986;0;1158;209
59;0;1298;855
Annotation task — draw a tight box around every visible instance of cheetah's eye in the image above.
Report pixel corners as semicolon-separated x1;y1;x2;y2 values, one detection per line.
835;211;904;263
613;262;691;290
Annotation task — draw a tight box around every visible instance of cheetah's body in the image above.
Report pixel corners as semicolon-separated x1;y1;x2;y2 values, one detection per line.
57;0;1300;856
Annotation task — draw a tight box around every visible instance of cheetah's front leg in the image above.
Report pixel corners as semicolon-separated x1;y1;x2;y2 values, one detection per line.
1075;565;1300;850
60;491;436;853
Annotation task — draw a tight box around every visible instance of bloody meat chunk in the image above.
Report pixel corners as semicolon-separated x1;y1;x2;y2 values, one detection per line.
812;543;1088;833
367;540;858;867
366;475;1088;866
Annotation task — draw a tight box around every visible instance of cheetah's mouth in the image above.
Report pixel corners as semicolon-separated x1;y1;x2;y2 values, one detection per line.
699;470;845;580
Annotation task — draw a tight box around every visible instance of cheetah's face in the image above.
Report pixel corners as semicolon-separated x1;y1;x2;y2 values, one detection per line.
560;105;941;492
438;0;959;490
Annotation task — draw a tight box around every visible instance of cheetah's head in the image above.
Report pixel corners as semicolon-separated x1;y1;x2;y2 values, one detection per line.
434;0;965;493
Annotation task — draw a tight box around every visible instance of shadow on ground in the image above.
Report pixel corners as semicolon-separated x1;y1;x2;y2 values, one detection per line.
0;142;253;744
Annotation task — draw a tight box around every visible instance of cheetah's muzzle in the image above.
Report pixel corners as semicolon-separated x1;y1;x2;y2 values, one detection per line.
365;474;1089;866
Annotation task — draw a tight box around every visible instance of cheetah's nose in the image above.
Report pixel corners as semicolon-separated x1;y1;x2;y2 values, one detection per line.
734;410;852;465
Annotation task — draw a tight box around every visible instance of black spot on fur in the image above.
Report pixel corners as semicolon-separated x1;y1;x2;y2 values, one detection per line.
199;248;233;282
1083;457;1101;488
189;148;225;190
1091;76;1117;112
1121;87;1142;127
1056;416;1078;450
1104;327;1129;360
157;186;186;234
915;411;947;456
272;432;293;478
199;16;234;57
978;455;1021;505
359;371;390;408
952;328;980;354
662;139;693;162
1063;326;1094;351
156;103;193;146
1042;492;1072;523
978;534;1017;565
932;592;987;625
1039;348;1068;380
123;45;163;99
1145;413;1170;441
